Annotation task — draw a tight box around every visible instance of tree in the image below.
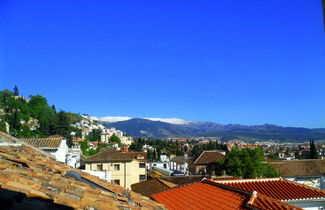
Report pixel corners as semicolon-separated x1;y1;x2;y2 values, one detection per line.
109;134;121;146
86;129;102;142
224;147;279;178
13;86;19;96
309;139;319;159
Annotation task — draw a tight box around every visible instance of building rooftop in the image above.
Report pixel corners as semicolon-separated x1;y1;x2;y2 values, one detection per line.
214;177;325;202
131;178;177;197
170;156;190;164
151;179;299;210
132;176;235;197
20;136;64;150
85;148;134;163
269;159;325;177
0;132;164;209
194;150;225;165
124;152;147;161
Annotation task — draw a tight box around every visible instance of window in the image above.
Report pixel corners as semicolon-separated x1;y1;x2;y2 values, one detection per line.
96;164;102;171
139;163;145;168
114;164;120;171
139;175;146;181
113;179;120;185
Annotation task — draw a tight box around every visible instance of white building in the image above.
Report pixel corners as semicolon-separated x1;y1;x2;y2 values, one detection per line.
20;135;69;163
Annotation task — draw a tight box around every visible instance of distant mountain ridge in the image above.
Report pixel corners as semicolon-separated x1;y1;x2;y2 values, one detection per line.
98;117;325;142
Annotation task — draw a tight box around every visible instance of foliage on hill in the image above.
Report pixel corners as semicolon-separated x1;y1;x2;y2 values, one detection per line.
0;87;82;147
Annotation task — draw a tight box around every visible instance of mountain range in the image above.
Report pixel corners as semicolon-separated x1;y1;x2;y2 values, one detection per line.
96;116;325;142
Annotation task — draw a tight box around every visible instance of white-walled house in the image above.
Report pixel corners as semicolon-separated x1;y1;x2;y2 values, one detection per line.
20;135;69;163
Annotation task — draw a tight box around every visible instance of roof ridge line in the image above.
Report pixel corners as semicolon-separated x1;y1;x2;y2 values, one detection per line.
214;177;281;183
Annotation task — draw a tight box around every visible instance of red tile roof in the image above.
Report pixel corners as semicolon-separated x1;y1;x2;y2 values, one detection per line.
124;152;147;161
152;181;249;210
0;132;165;209
151;179;300;210
247;191;301;210
85;149;134;163
214;177;325;202
194;150;225;165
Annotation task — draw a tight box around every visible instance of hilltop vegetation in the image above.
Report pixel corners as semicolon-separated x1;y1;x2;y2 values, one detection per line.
0;87;82;146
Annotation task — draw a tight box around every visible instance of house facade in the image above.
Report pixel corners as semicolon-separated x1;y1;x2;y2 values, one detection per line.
85;149;146;189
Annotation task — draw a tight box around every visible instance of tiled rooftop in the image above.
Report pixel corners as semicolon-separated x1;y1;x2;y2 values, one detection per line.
151;179;300;210
214;177;325;202
0;132;165;209
270;159;325;177
20;136;64;149
194;150;225;165
124;152;147;161
152;181;249;209
85;148;134;163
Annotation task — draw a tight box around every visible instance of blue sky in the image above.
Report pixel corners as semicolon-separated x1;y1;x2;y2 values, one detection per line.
0;0;324;128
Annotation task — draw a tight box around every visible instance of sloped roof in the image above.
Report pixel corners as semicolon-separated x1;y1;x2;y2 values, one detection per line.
131;178;177;197
151;179;299;210
170;156;189;164
132;176;235;197
0;132;165;209
270;159;325;177
20;136;64;149
214;177;325;202
124;152;147;161
85;149;134;163
194;150;225;165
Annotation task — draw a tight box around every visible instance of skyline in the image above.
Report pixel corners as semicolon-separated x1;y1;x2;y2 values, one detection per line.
1;1;325;128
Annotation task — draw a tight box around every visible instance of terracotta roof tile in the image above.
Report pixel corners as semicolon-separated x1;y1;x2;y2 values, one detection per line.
152;179;302;210
270;159;325;177
194;150;225;165
20;137;63;149
152;181;249;209
214;177;325;201
0;132;165;209
124;152;147;161
85;148;134;163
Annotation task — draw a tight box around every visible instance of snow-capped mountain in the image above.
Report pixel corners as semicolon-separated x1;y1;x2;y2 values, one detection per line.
97;116;132;123
144;118;191;125
97;116;191;125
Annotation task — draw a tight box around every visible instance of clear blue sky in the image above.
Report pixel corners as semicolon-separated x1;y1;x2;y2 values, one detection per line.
0;0;324;128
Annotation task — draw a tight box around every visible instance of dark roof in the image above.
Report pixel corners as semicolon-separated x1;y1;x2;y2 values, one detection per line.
270;159;325;177
0;132;164;209
132;175;210;197
194;150;225;165
124;152;147;161
85;149;134;163
170;156;190;164
159;175;206;185
131;178;177;197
